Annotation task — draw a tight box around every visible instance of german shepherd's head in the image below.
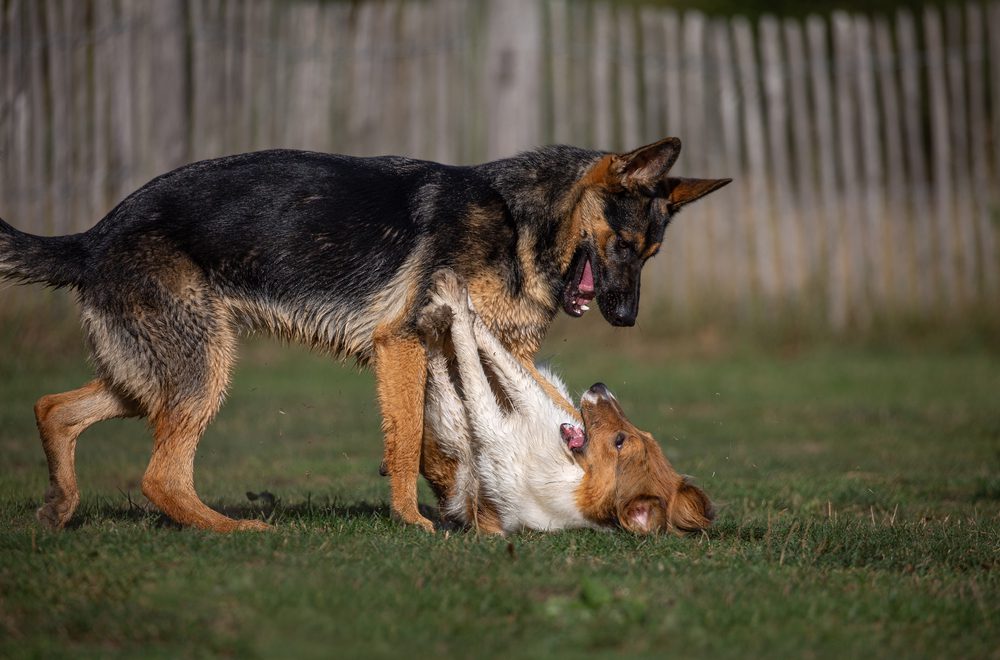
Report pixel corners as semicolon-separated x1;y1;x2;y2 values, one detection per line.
562;138;730;326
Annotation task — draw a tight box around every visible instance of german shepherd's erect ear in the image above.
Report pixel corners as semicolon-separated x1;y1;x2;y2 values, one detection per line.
611;137;683;194
660;177;733;211
605;137;731;204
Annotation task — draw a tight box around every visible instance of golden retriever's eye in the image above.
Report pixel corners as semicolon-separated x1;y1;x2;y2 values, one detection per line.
614;432;627;450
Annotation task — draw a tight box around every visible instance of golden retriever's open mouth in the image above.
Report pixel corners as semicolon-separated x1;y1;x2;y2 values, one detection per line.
560;422;587;453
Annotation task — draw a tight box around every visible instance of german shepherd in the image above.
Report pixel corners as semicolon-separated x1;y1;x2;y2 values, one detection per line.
0;138;729;532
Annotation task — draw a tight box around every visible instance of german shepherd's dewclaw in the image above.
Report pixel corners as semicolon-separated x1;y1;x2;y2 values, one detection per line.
0;140;729;532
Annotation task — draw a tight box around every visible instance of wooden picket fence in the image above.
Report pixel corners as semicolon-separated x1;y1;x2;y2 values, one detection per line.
1;0;998;328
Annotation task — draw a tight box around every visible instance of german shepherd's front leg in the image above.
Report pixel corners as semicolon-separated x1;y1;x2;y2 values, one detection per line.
373;328;434;532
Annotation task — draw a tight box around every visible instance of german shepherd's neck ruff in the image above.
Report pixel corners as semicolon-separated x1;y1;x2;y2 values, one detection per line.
0;138;729;532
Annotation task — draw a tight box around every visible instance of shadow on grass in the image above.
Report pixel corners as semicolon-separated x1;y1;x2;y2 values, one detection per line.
6;494;448;531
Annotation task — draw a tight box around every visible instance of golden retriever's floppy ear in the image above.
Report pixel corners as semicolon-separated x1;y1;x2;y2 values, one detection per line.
619;495;668;535
668;478;714;533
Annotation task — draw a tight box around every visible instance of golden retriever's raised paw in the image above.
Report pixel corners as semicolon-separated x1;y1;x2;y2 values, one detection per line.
416;301;454;342
429;268;468;310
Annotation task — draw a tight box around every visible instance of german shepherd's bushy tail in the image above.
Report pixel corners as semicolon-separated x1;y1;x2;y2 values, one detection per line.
0;217;87;289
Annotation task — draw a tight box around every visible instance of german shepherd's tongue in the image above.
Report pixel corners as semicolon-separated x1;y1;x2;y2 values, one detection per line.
565;258;596;316
578;259;594;299
572;259;596;310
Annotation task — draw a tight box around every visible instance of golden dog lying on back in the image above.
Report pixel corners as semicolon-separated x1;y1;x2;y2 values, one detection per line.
418;271;713;534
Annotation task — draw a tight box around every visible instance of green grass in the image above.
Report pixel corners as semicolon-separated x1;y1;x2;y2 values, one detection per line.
0;314;998;658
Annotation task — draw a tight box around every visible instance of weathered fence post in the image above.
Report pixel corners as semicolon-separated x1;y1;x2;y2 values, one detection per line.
760;15;799;297
967;3;999;298
733;15;776;304
483;0;541;160
806;15;839;324
896;9;935;310
945;5;978;305
832;12;865;326
150;0;188;175
873;17;909;308
711;17;750;310
924;7;960;308
783;18;819;291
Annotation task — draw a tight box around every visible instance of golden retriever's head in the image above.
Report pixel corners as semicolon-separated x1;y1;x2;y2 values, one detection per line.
571;383;713;535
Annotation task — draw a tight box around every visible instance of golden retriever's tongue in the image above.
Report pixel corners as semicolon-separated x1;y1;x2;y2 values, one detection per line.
560;423;586;450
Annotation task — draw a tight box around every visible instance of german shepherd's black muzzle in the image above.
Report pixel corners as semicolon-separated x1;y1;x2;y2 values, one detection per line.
596;256;642;327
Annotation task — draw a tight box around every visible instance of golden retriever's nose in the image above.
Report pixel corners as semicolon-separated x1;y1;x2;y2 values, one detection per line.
587;382;611;398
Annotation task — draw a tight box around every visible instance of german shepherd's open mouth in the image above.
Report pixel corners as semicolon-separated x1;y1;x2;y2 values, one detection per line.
562;248;597;317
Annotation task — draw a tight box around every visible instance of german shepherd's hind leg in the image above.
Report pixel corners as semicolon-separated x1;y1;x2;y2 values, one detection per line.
134;319;268;532
143;405;269;532
373;328;434;532
35;379;139;529
80;246;266;532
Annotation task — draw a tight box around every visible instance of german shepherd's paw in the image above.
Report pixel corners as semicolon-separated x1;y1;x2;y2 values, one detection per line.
234;519;273;532
36;483;80;530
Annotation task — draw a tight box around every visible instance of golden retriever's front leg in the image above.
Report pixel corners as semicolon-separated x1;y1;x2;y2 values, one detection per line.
518;358;579;419
373;329;434;532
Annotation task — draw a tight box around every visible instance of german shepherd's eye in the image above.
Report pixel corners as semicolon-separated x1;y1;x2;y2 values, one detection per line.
652;197;671;216
614;432;627;450
650;198;672;228
615;238;637;258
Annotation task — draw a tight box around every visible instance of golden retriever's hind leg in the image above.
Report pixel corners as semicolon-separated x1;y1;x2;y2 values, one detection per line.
373;330;434;532
418;298;470;463
35;379;139;529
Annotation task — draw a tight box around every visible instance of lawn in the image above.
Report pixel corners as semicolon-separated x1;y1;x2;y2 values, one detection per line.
0;312;998;658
